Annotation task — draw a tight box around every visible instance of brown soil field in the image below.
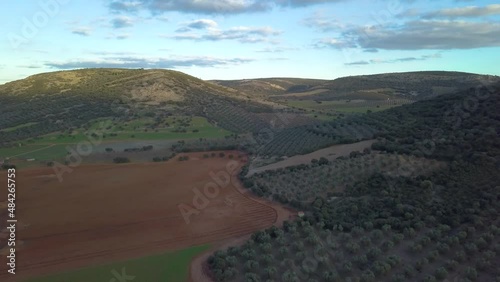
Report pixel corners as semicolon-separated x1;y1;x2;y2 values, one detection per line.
0;151;282;282
189;171;297;282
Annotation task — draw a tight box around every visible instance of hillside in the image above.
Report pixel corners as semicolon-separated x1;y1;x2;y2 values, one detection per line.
253;80;500;158
208;80;500;282
1;69;499;164
0;69;285;146
210;78;328;96
1;69;499;281
214;71;499;101
1;68;249;102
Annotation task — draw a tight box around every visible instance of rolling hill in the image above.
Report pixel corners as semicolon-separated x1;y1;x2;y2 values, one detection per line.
1;69;498;158
208;77;500;282
1;68;499;282
210;77;328;96
213;71;500;101
0;69;284;145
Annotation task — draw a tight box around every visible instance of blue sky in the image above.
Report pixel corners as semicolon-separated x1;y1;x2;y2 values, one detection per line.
1;0;499;83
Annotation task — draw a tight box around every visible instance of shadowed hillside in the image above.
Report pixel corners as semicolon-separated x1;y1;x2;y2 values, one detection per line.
0;69;282;145
213;71;499;101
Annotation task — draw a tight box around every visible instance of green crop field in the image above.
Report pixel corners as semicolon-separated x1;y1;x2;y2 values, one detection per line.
332;104;397;113
286;100;339;110
0;116;232;162
23;245;210;282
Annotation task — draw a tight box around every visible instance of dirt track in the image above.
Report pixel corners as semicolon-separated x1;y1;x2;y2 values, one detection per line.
248;139;375;176
0;151;286;282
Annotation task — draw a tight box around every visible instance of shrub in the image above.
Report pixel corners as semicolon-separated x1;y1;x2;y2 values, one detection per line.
1;164;16;170
464;267;477;280
445;260;458;271
435;267;448;280
113;157;130;163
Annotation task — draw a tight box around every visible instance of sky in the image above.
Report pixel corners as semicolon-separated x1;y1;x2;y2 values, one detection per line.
1;0;500;84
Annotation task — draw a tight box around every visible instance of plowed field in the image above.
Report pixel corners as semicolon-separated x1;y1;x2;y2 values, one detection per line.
0;151;277;281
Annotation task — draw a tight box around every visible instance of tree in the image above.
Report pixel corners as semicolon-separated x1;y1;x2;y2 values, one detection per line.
445;259;458;271
281;270;299;282
361;270;375;282
343;261;353;274
360;236;372;247
225;255;237;267
265;266;277;279
435;267;448;280
464;267;477;280
346;241;360;254
319;157;329;165
423;275;436;282
372;260;391;276
371;229;383;241
279;246;288;257
244;260;259;271
381;240;394;252
323;271;339;282
244;272;261;282
1;164;16;170
367;247;382;260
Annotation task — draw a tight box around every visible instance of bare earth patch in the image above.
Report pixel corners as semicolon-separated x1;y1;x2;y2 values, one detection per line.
0;151;283;282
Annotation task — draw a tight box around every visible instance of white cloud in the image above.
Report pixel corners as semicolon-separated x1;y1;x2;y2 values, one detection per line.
71;27;92;36
172;24;282;44
111;16;135;28
45;56;255;69
424;4;500;18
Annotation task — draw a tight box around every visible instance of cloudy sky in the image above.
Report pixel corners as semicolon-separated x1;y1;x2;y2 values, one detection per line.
1;0;499;83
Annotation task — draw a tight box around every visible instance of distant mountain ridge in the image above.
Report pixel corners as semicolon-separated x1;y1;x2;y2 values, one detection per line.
1;69;498;146
212;71;500;101
0;68;278;144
